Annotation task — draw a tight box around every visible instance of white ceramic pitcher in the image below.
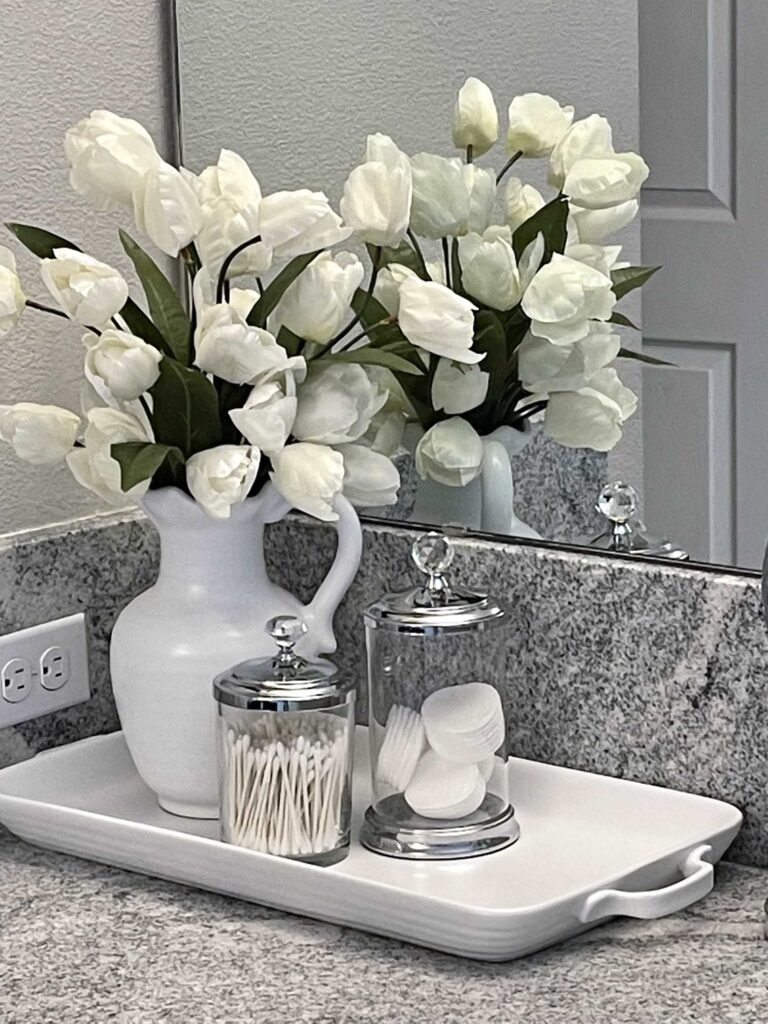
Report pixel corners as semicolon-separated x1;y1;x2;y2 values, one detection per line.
409;424;541;539
110;485;362;818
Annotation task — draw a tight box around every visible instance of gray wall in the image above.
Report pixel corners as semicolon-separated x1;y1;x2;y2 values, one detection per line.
0;0;174;533
177;0;644;519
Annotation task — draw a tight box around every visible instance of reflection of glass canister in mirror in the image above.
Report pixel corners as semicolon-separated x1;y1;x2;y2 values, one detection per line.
361;533;520;859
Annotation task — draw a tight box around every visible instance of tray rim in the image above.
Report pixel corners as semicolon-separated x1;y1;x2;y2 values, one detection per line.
0;729;744;920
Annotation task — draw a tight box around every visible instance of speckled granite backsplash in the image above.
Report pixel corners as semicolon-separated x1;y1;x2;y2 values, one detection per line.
0;510;766;867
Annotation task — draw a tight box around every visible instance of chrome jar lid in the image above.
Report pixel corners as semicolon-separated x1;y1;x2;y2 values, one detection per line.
213;616;352;712
363;533;505;636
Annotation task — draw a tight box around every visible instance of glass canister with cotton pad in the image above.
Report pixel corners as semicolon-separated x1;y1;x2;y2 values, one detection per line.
361;532;519;859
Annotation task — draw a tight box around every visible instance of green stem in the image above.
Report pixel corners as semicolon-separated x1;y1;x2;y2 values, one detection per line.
407;229;429;278
466;144;474;164
138;394;154;426
216;234;263;303
314;316;394;357
441;238;452;290
496;150;523;185
25;299;68;320
25;299;101;335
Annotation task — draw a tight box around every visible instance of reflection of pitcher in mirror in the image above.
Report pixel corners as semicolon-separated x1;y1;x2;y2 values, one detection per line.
406;422;540;538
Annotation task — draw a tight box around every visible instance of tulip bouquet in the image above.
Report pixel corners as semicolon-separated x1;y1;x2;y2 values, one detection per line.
0;80;658;521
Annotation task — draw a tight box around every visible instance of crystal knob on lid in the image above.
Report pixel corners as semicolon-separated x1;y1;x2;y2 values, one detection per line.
267;615;307;667
596;481;637;524
588;481;689;560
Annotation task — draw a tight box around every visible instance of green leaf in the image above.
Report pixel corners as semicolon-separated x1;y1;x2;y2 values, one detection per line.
351;287;389;328
450;238;465;297
149;358;222;457
111;441;185;492
276;325;303;357
119;230;192;364
5;223;80;258
512;195;569;262
611;265;661;300
247;250;321;329
367;241;429;279
319;347;424;376
119;299;173;355
610;311;640;330
473;310;508;403
618;346;674;367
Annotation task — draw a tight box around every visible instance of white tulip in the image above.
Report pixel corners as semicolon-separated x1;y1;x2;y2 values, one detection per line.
432;360;489;414
415;417;484;487
194;149;262;208
518;322;621;393
0;246;25;336
193;150;271;277
40;249;128;326
458;225;522;311
504;177;545;232
463;164;497;235
82;329;162;401
186;444;260;519
132;160;203;257
270;441;345;521
64;110;160;209
568;200;639;244
564;241;623;277
564;153;649;210
273;252;364;344
409;156;496;239
336;443;400;507
398;278;481;364
452;77;499;157
293;363;388;445
410;154;468;239
66;407;151;505
372;262;419;316
340;133;413;247
522;253;616;345
194;302;306;386
506;94;574;157
549;115;614;188
543;367;637;451
357;365;413;455
197;195;271;279
0;403;80;465
258;189;351;260
229;381;297;456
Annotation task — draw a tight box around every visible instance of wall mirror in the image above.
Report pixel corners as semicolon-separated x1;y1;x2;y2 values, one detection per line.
174;0;761;576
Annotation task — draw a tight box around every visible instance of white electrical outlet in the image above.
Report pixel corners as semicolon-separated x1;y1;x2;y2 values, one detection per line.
0;613;90;727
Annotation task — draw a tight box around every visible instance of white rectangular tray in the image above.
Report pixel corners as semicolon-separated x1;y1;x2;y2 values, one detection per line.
0;727;741;961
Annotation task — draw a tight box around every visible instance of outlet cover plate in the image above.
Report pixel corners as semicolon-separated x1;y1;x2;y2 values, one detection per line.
0;613;90;728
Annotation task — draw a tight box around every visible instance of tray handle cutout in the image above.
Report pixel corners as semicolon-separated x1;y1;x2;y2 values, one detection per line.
578;844;714;924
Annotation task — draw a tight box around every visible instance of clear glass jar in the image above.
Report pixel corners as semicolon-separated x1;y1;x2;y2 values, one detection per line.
361;533;519;860
213;616;355;867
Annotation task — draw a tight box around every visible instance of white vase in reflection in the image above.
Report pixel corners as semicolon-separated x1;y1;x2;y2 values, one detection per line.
109;485;362;819
407;423;541;539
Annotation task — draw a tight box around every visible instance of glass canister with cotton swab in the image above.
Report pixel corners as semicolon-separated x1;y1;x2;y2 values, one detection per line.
213;615;355;866
361;532;519;860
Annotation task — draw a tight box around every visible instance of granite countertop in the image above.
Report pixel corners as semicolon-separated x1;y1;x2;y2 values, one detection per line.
2;829;767;1024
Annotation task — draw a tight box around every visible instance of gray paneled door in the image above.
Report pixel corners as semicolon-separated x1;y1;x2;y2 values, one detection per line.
639;0;765;568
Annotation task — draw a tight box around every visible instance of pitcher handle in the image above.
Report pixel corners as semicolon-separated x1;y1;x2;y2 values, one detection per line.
303;495;362;655
480;438;513;534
